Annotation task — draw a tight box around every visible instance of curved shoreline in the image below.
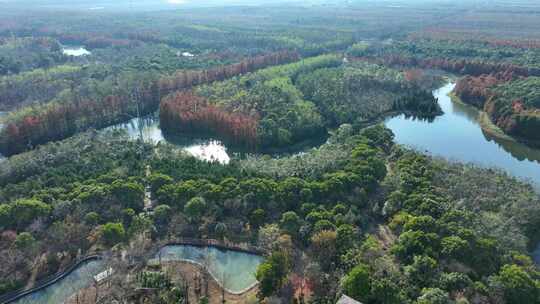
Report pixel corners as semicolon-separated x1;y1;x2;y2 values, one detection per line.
164;259;260;296
161;238;264;256
155;239;264;295
0;255;101;304
449;92;540;149
1;240;263;304
448;92;516;142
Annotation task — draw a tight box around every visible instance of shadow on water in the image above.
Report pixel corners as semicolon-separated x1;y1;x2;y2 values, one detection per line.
385;82;540;264
102;111;329;164
385;83;540;191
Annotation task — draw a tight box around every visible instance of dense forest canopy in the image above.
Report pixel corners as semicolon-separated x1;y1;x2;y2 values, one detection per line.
0;1;540;304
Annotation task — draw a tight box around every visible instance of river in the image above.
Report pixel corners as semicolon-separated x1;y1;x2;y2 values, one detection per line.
385;83;540;190
385;82;540;265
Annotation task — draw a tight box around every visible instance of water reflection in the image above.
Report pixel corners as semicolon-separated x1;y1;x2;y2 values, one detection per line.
12;259;104;304
156;245;262;293
103;113;230;164
62;46;91;57
385;83;540;190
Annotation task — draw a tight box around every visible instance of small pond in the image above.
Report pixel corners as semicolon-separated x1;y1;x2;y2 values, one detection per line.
8;244;262;303
62;46;91;57
103;114;230;164
156;245;263;293
11;259;104;304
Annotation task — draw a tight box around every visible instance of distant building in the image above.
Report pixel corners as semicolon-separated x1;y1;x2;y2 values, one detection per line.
336;294;363;304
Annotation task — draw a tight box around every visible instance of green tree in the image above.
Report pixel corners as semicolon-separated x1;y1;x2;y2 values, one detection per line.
342;264;371;302
110;180;145;211
153;204;172;231
405;255;439;289
84;212;100;226
370;278;405;304
250;208;266;229
129;215;154;236
493;264;540;304
184;197;207;222
311;230;337;271
14;232;36;250
441;236;469;262
255;251;290;299
392;230;439;263
280;211;301;237
439;272;472;292
336;224;356;256
148;173;174;193
214;222;227;240
101;222;126;246
313;219;336;233
0;199;52;230
416;288;451;304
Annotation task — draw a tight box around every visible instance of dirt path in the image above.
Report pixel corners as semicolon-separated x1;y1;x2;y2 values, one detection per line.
143;165;153;211
24;254;46;289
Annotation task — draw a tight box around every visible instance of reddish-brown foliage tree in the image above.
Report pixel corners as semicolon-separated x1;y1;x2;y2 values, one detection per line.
158;51;299;95
160;91;259;147
0;51;298;156
453;70;517;108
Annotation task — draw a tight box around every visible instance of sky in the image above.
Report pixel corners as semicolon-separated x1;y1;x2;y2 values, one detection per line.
1;0;538;12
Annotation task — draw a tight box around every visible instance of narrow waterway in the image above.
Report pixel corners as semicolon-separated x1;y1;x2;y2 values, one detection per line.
11;259;104;304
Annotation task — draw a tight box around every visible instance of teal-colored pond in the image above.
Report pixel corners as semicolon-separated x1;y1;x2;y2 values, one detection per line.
9;245;262;303
156;245;263;293
11;259;104;304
